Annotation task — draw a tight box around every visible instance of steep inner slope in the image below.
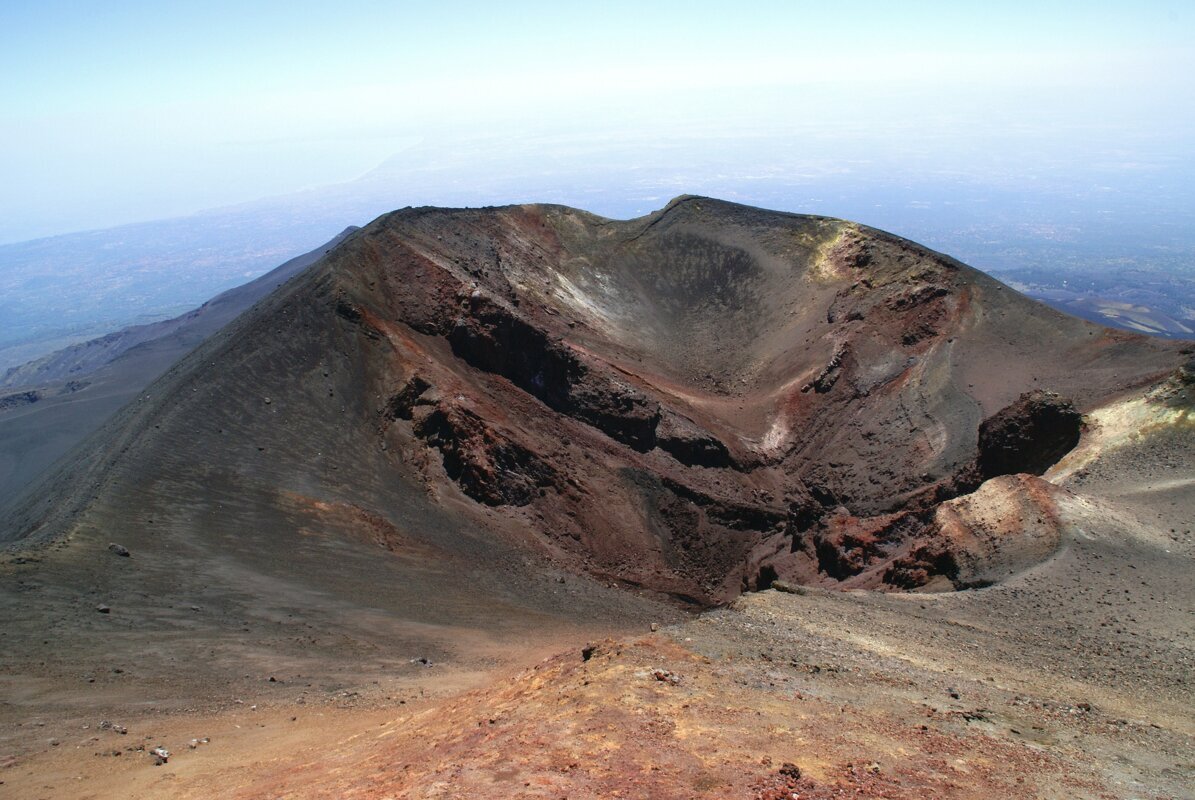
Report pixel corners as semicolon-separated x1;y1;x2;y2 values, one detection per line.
2;198;1185;607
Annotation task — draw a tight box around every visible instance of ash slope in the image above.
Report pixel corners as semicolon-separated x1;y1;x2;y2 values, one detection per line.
0;228;357;506
1;197;1185;605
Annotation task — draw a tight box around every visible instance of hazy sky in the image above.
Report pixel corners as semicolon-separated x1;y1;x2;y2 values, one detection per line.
2;0;1192;243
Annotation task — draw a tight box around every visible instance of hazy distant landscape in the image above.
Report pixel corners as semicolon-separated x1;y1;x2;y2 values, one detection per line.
3;123;1194;373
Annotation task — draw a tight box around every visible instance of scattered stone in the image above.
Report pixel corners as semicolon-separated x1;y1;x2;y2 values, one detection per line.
150;746;169;765
107;543;130;557
955;709;991;723
771;580;805;595
778;763;801;779
652;669;680;685
410;657;432;667
948;687;960;699
581;644;598;662
95;604;110;614
650;622;659;632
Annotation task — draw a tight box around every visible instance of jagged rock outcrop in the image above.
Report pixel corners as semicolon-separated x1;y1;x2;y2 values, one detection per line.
974;391;1084;481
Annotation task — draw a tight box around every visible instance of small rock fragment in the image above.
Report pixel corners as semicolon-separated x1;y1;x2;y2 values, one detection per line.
95;604;110;614
581;644;598;662
107;543;130;557
150;746;169;765
652;669;680;685
779;763;801;779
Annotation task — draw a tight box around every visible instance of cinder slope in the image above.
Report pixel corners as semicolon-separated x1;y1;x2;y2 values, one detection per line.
0;228;357;505
1;227;359;391
2;198;1184;606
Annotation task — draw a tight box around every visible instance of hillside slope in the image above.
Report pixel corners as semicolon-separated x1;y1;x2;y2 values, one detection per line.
2;198;1184;604
0;228;357;505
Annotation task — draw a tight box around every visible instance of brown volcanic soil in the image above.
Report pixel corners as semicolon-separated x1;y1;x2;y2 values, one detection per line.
0;198;1191;797
2;423;1191;798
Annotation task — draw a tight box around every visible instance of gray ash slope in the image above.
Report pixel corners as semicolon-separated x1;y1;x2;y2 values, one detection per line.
0;228;358;507
0;226;359;391
1;197;1186;606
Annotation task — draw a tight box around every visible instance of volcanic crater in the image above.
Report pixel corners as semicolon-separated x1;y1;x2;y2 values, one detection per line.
2;197;1193;799
5;196;1181;604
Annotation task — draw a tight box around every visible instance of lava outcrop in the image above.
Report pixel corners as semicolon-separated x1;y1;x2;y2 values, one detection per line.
3;197;1185;604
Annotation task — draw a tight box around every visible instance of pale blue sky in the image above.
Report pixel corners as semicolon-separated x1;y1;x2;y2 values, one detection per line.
1;0;1192;242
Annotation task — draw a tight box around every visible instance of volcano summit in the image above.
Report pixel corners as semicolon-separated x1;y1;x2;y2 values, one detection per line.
1;198;1191;798
5;196;1179;597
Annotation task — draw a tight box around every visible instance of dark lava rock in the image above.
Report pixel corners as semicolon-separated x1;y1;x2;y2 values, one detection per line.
975;390;1083;479
0;390;40;411
411;401;556;507
655;410;731;467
